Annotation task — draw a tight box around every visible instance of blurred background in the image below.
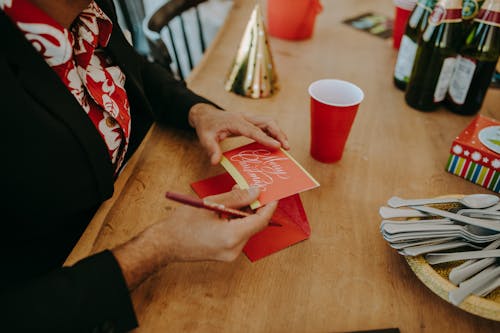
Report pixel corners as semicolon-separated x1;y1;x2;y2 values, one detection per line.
113;0;233;79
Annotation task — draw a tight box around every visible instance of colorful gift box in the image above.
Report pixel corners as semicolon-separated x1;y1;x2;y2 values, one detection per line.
446;115;500;193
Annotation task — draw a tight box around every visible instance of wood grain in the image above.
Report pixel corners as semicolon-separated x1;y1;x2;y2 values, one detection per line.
66;0;500;331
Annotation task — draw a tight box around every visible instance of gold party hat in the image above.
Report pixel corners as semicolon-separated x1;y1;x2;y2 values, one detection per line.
225;4;278;99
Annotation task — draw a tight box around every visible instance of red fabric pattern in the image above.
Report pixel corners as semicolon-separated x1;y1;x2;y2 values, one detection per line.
2;0;131;173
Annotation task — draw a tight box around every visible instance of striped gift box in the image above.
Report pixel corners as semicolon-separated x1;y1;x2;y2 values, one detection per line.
446;115;500;193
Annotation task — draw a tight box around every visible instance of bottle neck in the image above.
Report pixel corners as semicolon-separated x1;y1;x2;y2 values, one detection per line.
462;0;484;20
475;0;500;26
409;0;436;28
416;0;437;9
429;0;463;26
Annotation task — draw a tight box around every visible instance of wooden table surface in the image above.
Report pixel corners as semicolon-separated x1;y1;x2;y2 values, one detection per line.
66;0;500;332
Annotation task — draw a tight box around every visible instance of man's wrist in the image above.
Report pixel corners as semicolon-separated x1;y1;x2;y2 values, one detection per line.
112;228;171;291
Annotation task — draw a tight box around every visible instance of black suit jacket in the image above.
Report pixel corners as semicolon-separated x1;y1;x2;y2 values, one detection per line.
0;0;213;331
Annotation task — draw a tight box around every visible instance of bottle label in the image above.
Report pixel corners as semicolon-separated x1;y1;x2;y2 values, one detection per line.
434;56;456;102
463;0;480;20
429;1;462;25
475;4;500;27
448;56;477;104
394;35;418;82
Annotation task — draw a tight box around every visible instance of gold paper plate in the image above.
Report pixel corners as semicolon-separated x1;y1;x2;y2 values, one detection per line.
403;197;500;321
406;256;500;320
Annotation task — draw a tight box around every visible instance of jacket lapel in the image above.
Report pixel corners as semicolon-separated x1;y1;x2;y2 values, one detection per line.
97;0;151;114
96;0;155;161
1;11;114;199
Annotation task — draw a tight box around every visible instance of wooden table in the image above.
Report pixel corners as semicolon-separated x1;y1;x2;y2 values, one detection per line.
66;0;500;331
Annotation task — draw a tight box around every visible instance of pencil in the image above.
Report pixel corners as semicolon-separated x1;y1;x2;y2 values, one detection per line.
165;191;281;226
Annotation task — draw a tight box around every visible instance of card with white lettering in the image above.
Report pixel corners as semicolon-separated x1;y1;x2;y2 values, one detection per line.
343;12;394;39
220;142;319;209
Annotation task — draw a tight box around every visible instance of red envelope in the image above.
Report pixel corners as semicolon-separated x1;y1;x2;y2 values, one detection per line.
191;173;311;261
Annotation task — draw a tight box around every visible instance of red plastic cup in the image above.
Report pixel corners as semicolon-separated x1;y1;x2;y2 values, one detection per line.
267;0;323;40
308;79;364;163
393;5;412;49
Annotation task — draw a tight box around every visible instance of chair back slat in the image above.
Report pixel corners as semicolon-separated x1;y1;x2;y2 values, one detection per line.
179;15;195;71
144;0;209;80
195;7;206;52
166;26;184;80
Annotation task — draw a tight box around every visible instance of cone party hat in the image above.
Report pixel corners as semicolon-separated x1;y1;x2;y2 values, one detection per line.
225;4;278;99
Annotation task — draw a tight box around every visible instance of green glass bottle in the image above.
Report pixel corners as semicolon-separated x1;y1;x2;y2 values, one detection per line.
405;0;464;111
394;0;437;90
446;0;500;114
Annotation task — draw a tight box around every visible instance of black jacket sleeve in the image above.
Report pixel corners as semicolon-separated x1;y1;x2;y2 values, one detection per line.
0;251;137;333
0;0;220;331
140;59;219;130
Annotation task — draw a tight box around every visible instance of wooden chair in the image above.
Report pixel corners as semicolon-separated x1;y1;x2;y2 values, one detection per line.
115;0;150;55
143;0;209;80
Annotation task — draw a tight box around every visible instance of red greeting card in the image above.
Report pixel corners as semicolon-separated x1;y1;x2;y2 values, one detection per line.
220;142;319;209
191;173;311;262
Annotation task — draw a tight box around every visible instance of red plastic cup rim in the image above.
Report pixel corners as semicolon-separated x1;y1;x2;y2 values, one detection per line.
393;0;417;10
308;79;364;107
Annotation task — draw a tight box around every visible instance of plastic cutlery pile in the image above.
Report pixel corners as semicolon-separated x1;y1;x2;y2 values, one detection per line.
379;194;500;306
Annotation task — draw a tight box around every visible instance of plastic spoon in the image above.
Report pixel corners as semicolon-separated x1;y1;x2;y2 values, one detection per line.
388;194;499;209
448;265;500;306
389;237;457;250
476;275;500;297
458;209;500;220
379;219;452;231
449;257;497;285
379;206;428;219
411;205;500;232
399;241;482;257
425;249;500;264
381;222;500;243
448;238;500;284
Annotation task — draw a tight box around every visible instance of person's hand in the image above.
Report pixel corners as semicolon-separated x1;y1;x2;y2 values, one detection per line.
188;103;290;164
113;187;277;290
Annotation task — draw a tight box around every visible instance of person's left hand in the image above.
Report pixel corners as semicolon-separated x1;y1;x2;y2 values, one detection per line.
188;103;290;164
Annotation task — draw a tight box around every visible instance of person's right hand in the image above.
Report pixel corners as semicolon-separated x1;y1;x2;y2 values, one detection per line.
188;103;290;165
113;187;277;290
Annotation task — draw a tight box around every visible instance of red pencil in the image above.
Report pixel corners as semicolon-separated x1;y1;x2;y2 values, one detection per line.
165;191;281;226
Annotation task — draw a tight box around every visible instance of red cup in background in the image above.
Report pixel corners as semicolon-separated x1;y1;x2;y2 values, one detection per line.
393;6;411;49
267;0;323;40
308;79;364;163
393;0;416;49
